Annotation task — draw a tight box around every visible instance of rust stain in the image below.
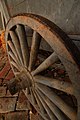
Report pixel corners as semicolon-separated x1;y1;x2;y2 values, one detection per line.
0;31;6;52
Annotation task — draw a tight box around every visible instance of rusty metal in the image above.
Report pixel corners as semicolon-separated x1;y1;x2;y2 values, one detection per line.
5;14;80;120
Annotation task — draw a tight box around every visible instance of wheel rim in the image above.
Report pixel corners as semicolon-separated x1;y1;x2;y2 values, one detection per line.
5;14;80;120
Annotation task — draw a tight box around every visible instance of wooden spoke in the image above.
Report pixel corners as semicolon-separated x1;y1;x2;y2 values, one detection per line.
35;90;57;120
33;90;46;114
8;51;19;65
36;83;76;120
28;31;41;71
7;40;20;63
10;61;20;71
32;52;58;76
38;115;44;120
34;75;73;95
16;25;29;67
27;87;30;95
22;88;30;96
36;88;67;120
9;31;23;65
14;72;20;76
30;88;37;105
23;90;49;120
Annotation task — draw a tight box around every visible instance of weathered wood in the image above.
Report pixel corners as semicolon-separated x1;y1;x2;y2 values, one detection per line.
24;91;49;120
34;75;73;95
5;111;29;120
8;51;19;65
32;52;58;76
10;31;23;65
30;88;37;105
16;91;29;110
33;90;46;114
1;11;6;30
36;88;67;120
29;31;41;71
7;40;21;65
0;0;10;23
0;97;17;113
5;14;80;120
16;25;29;67
10;61;20;71
36;83;76;120
35;90;57;120
23;90;45;119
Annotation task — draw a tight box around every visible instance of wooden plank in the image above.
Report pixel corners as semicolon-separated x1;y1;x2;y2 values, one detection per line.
5;111;29;120
16;91;29;110
0;61;10;79
0;86;6;97
0;97;17;113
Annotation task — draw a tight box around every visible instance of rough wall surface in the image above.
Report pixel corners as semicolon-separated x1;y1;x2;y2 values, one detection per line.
5;0;80;34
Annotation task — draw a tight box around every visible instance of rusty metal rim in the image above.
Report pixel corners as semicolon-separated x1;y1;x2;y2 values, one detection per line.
5;14;80;120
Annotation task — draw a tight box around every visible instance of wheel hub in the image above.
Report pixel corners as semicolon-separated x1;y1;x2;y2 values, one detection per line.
18;68;35;88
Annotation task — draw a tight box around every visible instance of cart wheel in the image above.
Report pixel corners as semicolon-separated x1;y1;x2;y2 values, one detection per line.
5;14;80;120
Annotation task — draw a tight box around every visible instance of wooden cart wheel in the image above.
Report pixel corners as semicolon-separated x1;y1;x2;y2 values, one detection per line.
5;14;80;120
